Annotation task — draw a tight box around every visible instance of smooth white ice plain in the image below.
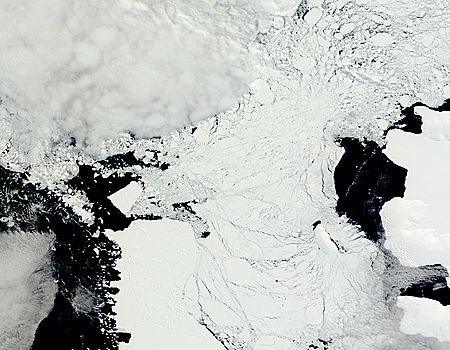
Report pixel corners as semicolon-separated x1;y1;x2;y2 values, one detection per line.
106;220;224;350
381;106;450;341
382;107;450;270
397;296;450;342
107;185;223;350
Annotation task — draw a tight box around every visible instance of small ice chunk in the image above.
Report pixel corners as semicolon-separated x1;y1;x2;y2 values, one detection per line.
421;33;434;46
443;85;450;97
293;56;316;73
250;79;274;105
340;23;355;35
370;14;384;24
398;95;410;107
372;32;394;47
309;0;323;6
316;18;328;28
108;181;143;214
315;223;338;255
377;119;389;130
193;125;210;144
257;18;272;33
334;32;344;40
304;8;323;26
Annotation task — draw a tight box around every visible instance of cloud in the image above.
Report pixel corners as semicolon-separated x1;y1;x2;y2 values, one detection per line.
0;0;297;152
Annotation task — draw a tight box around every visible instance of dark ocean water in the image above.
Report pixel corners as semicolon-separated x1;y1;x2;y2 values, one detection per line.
2;99;450;348
0;159;131;349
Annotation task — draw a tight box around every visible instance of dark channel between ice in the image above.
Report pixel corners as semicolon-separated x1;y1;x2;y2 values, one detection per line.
31;149;173;349
334;99;450;306
0;164;124;349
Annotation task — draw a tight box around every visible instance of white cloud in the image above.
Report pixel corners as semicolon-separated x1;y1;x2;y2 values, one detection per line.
0;231;56;349
0;0;297;151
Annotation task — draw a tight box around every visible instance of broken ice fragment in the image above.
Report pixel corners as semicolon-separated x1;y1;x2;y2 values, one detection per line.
372;32;394;47
108;181;142;214
303;7;323;26
250;79;274;105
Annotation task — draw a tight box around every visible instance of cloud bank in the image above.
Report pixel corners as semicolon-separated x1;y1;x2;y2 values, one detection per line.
0;0;297;152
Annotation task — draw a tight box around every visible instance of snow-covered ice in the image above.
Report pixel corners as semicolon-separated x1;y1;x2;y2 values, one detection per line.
1;0;450;348
381;106;450;343
106;220;224;350
108;181;142;215
382;107;450;271
397;296;450;342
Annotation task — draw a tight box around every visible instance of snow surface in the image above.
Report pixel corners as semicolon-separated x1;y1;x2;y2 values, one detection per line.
107;186;222;349
397;296;450;342
106;220;224;350
382;107;450;271
2;0;450;348
381;107;450;344
100;1;450;344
